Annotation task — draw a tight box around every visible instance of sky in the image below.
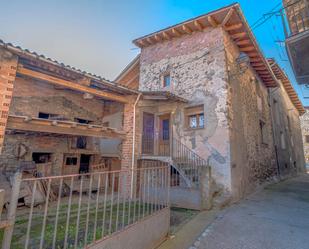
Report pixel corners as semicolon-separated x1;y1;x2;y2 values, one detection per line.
1;0;307;105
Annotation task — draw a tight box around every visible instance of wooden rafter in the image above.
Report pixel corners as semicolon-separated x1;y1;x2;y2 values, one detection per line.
239;46;256;52
163;32;171;40
224;23;242;31
172;28;182;37
207;16;218;27
194;20;204;31
182;25;192;34
231;32;247;39
236;39;251;46
221;8;234;26
17;66;129;103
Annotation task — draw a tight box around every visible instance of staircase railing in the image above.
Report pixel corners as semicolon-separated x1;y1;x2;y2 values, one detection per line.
171;138;208;186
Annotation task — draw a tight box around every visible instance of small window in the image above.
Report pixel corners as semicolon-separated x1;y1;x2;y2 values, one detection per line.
74;118;92;124
259;120;268;145
38;112;64;120
65;157;78;166
280;131;286;149
306;135;309;143
32;153;52;164
76;136;87;149
185;105;204;129
163;74;171;87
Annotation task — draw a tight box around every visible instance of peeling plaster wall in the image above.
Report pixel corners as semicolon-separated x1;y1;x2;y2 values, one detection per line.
224;32;277;198
139;28;232;191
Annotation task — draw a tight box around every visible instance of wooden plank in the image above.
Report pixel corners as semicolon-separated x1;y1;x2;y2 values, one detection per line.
17;67;129;103
6;116;126;139
236;39;251;46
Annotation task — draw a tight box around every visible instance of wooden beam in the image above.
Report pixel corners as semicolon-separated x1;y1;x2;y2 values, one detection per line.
146;37;154;45
194;20;204;31
250;58;263;63
225;23;243;31
6;115;126;139
247;52;259;57
239;46;256;52
172;28;182;37
162;31;171;40
221;8;234;26
182;25;192;34
207;16;218;27
231;32;247;39
251;62;265;67
154;34;162;42
236;39;251;46
17;66;129;103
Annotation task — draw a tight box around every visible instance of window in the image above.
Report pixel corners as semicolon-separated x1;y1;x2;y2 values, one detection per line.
259;120;268;145
163;73;171;87
32;153;52;164
306;135;309;143
74;118;92;124
65;157;78;166
185;105;204;129
38;112;63;120
280;131;286;149
76;136;87;149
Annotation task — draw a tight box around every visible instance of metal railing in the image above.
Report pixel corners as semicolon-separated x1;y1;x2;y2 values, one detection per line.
283;0;309;37
171;138;208;187
0;166;170;249
140;135;209;188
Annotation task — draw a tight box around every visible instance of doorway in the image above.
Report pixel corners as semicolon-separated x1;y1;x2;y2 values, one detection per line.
159;114;171;156
79;154;91;174
142;112;155;154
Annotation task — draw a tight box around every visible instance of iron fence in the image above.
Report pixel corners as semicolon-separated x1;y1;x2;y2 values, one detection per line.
0;166;170;249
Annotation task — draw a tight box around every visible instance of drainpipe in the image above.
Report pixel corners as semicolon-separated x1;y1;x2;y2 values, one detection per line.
130;93;142;198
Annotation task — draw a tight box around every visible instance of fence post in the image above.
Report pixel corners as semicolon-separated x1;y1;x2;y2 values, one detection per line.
2;171;22;249
200;166;212;210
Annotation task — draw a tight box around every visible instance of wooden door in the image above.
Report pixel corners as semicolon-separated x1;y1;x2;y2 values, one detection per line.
142;113;155;154
159;115;170;156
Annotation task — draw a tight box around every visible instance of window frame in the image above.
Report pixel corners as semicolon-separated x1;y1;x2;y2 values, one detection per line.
184;105;205;130
162;72;171;88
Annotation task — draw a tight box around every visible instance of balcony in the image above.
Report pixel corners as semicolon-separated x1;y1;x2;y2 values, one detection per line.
283;0;309;84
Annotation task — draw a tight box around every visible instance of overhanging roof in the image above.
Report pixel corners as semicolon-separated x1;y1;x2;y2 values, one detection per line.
141;91;188;102
133;3;278;88
0;40;139;98
268;58;305;115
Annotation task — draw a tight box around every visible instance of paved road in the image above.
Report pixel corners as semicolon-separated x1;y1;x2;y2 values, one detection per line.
190;174;309;249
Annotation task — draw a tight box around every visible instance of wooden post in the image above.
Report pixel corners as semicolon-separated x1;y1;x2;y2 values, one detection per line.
2;172;22;249
200;166;212;210
0;189;4;219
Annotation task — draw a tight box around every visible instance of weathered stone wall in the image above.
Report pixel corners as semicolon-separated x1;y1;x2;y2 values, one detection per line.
224;32;277;198
139;27;232;191
300;109;309;166
269;80;305;176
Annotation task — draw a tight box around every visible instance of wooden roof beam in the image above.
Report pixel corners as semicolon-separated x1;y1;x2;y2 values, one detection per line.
239;46;256;52
182;25;192;34
225;23;243;31
194;20;204;31
221;8;235;26
154;34;162;42
172;28;182;37
236;39;251;46
208;16;218;27
17;66;130;103
231;32;247;39
162;31;171;40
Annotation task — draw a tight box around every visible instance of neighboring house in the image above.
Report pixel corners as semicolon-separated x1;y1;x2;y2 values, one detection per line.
117;3;305;205
0;43;138;193
300;108;309;166
282;0;309;84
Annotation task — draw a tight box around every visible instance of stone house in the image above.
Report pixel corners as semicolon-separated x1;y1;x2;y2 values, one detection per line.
116;3;305;206
300;108;309;166
0;3;305;209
